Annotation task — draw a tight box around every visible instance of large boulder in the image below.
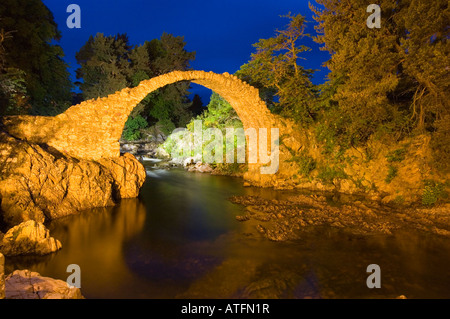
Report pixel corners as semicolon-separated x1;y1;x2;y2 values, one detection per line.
0;220;61;256
5;269;83;299
98;153;146;199
0;132;146;226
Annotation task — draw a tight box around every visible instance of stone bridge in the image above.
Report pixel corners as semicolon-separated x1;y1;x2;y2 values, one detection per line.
2;70;301;186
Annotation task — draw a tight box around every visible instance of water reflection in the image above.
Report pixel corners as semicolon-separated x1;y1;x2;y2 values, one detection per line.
6;198;147;298
4;168;450;299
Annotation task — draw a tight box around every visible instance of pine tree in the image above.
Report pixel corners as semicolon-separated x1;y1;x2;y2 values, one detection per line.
236;13;316;124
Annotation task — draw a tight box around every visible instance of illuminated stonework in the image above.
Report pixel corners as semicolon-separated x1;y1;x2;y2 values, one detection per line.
2;71;301;186
3;71;276;159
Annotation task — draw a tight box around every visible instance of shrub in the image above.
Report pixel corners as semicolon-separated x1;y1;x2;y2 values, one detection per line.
422;181;447;206
386;148;406;162
122;115;148;141
317;166;348;185
289;152;316;176
385;165;398;183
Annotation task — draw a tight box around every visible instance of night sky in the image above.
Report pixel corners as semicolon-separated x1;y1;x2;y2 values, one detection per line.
42;0;330;102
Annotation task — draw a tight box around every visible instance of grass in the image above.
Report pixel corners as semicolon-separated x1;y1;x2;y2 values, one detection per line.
385;165;398;183
422;180;447;206
386;148;406;162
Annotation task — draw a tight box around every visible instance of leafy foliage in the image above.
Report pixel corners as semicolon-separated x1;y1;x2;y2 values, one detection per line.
386;149;406;163
122;115;148;141
288;151;316;177
422;181;447;206
385;165;398;184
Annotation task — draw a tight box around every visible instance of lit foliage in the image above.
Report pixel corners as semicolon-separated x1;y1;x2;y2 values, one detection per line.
310;0;449;142
164;92;244;168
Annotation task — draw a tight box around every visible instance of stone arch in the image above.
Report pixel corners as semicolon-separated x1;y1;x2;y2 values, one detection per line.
2;70;301;185
53;70;275;160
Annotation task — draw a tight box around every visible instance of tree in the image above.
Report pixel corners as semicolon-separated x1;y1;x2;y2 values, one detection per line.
76;32;196;136
188;94;204;117
76;33;132;100
128;33;196;131
310;0;449;142
0;0;72;115
236;13;316;124
0;29;28;115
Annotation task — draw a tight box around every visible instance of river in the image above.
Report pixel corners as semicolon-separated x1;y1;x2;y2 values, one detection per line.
5;161;450;298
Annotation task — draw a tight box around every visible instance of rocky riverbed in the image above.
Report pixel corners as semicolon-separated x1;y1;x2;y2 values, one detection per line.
229;194;450;241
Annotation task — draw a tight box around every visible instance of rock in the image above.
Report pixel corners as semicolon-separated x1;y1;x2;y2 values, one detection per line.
183;157;195;167
156;134;166;143
0;253;4;299
188;162;213;173
0;220;62;256
155;147;170;159
0;132;145;226
98;153;146;199
5;269;83;299
381;195;396;205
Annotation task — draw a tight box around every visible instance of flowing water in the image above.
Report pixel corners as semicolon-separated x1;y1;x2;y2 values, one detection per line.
5;161;450;299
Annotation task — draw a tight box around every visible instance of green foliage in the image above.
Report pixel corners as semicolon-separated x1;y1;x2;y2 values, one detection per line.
163;92;246;175
122;115;148;141
0;0;73;115
385;165;398;184
76;33;132;100
422;181;447;206
213;163;248;176
386;148;406;163
289;151;316;176
430;114;450;173
317;166;348;185
0;67;28;115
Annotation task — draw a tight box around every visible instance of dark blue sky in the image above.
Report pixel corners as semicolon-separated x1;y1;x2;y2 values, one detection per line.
43;0;330;102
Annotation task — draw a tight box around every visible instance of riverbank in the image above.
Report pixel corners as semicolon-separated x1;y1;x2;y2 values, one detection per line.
230;194;450;241
142;153;450;240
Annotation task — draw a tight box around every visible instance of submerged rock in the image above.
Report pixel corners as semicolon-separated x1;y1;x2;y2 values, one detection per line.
0;220;61;256
5;269;83;299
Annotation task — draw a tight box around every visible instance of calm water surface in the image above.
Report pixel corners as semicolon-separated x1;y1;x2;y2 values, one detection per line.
5;162;450;299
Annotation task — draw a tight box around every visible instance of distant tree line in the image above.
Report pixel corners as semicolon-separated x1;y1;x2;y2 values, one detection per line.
0;0;203;137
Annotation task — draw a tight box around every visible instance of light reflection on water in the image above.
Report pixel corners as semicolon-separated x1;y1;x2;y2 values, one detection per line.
5;167;450;299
